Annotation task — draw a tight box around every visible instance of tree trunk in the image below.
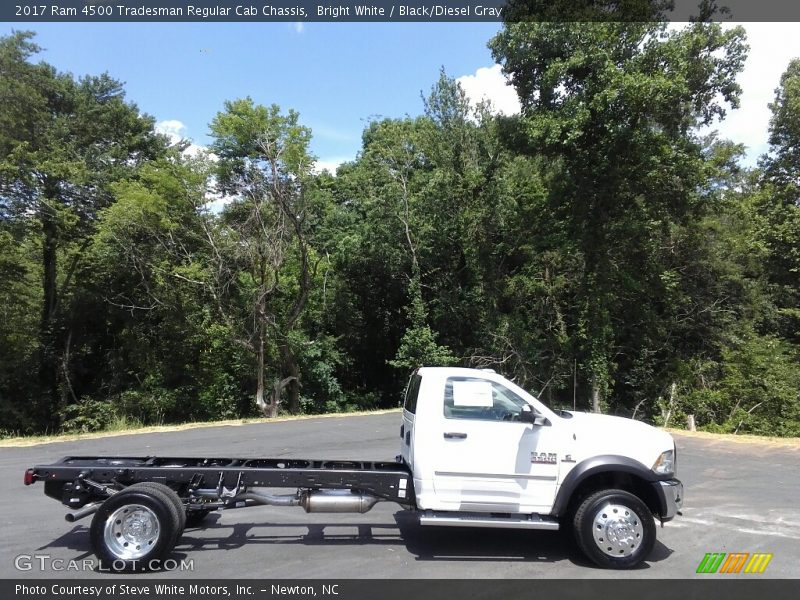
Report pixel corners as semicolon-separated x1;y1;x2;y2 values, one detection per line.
267;387;279;418
591;377;601;413
268;376;297;418
38;203;59;428
663;382;677;428
280;342;301;414
61;327;78;406
255;322;268;415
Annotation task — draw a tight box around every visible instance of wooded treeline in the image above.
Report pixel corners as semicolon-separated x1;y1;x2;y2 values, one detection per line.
1;22;799;436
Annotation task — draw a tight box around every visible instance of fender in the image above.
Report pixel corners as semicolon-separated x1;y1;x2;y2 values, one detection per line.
551;454;672;517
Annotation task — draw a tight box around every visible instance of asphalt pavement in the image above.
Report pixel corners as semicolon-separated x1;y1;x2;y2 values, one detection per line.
1;413;798;579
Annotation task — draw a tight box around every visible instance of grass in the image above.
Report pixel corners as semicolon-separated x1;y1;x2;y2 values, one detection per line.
0;408;403;448
666;427;800;448
106;414;144;432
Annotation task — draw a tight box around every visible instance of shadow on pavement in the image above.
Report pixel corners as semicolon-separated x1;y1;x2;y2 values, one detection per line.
36;509;674;570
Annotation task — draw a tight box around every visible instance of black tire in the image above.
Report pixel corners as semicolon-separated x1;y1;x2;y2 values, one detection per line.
127;482;186;533
90;486;181;572
573;488;656;569
185;508;213;528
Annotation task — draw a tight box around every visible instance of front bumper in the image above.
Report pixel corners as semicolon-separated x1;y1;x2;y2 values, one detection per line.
651;478;683;522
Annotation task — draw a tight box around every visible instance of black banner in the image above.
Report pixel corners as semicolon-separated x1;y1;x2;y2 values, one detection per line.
4;0;800;23
5;579;800;600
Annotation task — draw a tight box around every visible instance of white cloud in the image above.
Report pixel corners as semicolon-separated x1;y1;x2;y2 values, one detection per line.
313;157;348;175
155;119;209;159
701;23;800;166
293;22;304;34
456;64;521;116
155;119;187;144
182;143;210;159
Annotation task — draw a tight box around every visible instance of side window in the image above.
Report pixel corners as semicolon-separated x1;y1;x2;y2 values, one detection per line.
404;373;422;414
443;377;529;422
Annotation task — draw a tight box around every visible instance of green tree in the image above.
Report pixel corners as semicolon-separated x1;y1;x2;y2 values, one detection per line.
757;59;800;342
490;22;747;411
209;99;316;416
360;117;457;371
91;153;250;424
0;31;164;429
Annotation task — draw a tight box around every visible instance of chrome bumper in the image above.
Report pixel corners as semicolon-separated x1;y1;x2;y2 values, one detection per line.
653;479;683;521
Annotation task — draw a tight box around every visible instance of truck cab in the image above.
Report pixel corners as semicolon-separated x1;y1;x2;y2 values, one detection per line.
401;367;683;568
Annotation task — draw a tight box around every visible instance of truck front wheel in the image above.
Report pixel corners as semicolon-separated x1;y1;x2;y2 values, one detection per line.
573;488;656;569
89;486;181;571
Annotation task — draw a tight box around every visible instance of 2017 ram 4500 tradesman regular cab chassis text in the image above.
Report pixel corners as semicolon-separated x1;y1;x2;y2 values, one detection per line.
25;367;683;570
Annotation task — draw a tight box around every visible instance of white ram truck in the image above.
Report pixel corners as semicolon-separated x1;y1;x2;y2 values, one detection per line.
401;367;683;568
26;366;682;570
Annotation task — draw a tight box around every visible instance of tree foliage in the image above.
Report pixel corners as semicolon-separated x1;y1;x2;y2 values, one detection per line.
0;31;165;431
1;28;798;437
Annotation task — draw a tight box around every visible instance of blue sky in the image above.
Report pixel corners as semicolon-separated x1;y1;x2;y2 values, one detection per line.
5;22;800;170
10;22;501;168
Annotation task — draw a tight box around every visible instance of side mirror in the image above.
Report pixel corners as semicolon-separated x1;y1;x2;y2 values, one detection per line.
520;405;549;426
520;405;536;424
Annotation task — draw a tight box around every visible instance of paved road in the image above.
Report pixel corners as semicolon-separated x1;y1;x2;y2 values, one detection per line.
1;413;798;579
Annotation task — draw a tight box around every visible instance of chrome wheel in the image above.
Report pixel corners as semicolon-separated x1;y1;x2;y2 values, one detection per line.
103;503;160;560
592;502;644;557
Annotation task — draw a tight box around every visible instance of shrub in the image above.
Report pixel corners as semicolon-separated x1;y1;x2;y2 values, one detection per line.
61;398;118;433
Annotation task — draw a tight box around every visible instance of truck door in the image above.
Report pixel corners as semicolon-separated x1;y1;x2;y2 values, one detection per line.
431;376;561;513
401;371;422;469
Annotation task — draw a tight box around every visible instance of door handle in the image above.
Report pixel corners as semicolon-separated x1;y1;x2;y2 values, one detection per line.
444;432;467;439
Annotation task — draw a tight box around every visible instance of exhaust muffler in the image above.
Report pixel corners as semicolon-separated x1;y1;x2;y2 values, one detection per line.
193;487;382;514
300;489;381;513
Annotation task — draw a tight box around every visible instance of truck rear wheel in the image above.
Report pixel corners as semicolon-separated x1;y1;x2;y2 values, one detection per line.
126;482;186;533
573;488;656;569
90;486;181;572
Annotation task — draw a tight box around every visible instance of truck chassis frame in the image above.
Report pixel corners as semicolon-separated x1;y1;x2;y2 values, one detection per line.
28;455;416;516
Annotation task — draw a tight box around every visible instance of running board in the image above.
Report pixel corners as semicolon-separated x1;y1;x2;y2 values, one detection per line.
419;510;560;530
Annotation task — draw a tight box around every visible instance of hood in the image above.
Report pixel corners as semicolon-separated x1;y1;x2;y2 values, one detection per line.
561;411;675;470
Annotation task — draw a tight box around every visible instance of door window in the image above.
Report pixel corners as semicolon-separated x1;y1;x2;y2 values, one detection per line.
404;372;422;414
443;377;528;422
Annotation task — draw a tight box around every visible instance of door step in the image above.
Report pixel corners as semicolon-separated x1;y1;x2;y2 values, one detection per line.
419;510;560;530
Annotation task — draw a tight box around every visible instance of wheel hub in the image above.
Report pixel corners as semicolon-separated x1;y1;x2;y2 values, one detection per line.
592;502;644;557
103;504;160;560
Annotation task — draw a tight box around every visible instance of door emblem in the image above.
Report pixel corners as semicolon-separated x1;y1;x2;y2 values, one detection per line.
531;452;557;464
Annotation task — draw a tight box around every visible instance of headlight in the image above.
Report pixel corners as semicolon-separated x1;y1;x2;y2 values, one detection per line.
652;449;675;475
